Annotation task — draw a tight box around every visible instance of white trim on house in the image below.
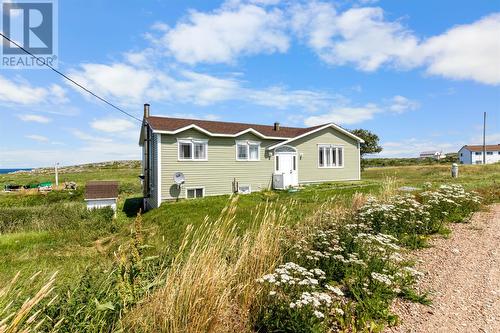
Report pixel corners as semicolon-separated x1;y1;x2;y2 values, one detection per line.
151;125;290;141
157;133;162;205
235;140;261;161
185;186;205;199
357;141;361;181
317;144;345;169
238;184;252;194
177;138;209;161
267;123;364;150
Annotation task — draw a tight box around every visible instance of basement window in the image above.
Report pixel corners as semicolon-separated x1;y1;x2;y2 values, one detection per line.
238;185;251;194
178;139;208;161
186;187;204;199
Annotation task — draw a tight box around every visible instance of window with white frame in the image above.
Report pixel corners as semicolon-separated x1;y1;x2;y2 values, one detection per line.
178;139;208;160
186;187;204;199
236;141;260;161
318;145;344;168
238;184;251;194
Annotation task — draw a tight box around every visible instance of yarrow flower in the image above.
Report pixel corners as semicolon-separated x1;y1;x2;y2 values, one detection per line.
371;272;393;286
313;310;324;319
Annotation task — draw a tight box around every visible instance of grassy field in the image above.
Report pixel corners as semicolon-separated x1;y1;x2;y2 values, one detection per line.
0;162;143;285
0;162;498;331
0;162;498;284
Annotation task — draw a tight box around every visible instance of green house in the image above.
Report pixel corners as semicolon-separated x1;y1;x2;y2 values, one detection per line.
139;104;364;209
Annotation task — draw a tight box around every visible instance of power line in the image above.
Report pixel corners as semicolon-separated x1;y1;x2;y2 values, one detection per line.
0;32;142;123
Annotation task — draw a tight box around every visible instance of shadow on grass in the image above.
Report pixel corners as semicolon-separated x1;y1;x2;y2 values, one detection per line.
123;197;143;217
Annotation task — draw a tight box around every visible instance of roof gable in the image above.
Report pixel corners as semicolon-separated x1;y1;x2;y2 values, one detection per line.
461;144;500;152
267;123;364;150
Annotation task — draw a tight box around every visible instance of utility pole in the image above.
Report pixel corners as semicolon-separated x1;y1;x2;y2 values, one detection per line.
483;112;486;165
55;162;59;187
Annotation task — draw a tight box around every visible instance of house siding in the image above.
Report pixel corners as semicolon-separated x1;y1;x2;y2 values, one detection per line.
289;127;360;183
459;147;500;165
458;148;472;164
160;129;283;200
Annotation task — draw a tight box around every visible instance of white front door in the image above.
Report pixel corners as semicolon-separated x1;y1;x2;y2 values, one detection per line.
275;152;298;187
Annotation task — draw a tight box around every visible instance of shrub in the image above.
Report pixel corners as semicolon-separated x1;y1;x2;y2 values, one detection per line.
254;184;480;332
357;195;432;248
420;184;481;223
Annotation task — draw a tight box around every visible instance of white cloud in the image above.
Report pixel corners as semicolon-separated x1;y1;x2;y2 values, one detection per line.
0;75;68;105
26;134;49;142
417;13;500;85
244;86;346;112
160;70;242;105
73;129;113;143
291;4;418;71
290;1;337;52
379;138;458;157
304;104;381;126
90;118;136;133
469;132;500;145
291;3;499;84
159;3;289;64
388;95;419;113
304;94;419;126
68;63;154;103
67;60;352;113
150;22;169;32
0;143;139;168
18;114;52;123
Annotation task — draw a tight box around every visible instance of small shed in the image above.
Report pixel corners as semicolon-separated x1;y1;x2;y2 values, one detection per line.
84;181;119;216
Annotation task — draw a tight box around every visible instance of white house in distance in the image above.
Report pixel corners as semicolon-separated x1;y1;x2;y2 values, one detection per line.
458;144;500;164
419;151;446;160
84;181;119;216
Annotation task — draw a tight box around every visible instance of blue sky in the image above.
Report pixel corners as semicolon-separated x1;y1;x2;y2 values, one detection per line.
1;0;499;168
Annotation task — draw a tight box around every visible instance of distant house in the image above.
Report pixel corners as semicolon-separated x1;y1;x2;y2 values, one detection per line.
84;181;119;216
138;104;364;209
458;144;500;165
419;151;446;160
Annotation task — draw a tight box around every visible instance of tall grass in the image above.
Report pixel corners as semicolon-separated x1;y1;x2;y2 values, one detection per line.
0;272;60;333
123;196;288;332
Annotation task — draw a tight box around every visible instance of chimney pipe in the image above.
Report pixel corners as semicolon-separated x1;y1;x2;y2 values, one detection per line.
144;103;150;119
274;122;280;131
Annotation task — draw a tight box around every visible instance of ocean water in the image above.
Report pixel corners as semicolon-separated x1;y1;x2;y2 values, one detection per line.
0;168;32;174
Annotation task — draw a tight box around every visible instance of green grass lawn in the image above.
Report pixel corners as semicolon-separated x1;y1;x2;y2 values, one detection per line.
0;161;498;287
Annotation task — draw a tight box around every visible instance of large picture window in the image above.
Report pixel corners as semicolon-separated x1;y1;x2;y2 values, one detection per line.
236;141;260;161
318;145;344;168
178;139;208;160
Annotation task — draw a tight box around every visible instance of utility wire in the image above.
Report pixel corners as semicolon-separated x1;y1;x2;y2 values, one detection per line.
0;32;143;123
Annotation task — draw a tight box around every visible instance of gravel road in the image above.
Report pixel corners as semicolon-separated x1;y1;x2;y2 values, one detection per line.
386;204;500;333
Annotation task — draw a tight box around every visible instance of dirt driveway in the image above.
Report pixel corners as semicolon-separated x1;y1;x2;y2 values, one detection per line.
387;204;500;333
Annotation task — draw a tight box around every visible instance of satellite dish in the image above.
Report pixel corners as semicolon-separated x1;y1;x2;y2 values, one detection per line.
173;172;185;185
